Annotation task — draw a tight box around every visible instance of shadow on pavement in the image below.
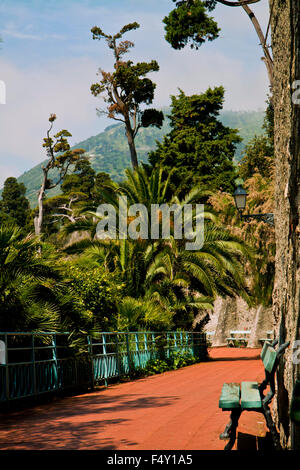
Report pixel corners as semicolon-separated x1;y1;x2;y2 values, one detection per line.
0;393;179;450
236;431;274;451
209;356;260;362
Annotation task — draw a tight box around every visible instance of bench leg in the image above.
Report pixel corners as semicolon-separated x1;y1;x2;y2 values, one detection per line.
262;403;282;450
220;408;242;450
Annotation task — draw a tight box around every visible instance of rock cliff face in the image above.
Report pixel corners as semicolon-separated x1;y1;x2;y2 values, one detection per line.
269;0;300;450
204;297;274;348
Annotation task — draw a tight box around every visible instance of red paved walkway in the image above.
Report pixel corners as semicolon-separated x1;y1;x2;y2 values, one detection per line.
0;348;270;450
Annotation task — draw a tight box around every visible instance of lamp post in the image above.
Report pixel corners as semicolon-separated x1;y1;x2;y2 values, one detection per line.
233;184;274;226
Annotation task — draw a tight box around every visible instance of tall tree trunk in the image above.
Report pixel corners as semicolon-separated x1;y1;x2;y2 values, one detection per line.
34;171;47;236
271;0;300;449
125;119;139;169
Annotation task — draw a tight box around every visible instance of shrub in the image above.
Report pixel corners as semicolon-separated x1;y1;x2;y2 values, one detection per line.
142;350;198;377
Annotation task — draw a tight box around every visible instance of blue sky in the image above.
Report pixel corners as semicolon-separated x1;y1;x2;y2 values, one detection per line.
0;0;270;187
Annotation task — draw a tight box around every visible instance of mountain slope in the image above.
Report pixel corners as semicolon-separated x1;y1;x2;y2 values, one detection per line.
3;110;265;208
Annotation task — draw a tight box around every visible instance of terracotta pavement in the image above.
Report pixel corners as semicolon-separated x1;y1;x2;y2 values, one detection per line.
0;347;272;450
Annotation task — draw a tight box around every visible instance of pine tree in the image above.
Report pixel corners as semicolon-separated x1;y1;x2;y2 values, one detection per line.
0;177;30;228
149;87;240;197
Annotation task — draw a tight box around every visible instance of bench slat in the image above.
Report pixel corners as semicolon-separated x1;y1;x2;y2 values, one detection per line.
262;346;277;373
260;341;271;361
219;382;240;409
241;381;261;409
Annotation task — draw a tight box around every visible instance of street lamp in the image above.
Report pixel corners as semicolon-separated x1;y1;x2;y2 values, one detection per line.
233;184;274;226
233;185;247;215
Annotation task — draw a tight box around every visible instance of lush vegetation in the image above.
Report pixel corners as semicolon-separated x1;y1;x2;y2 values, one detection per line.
209;103;275;306
0;99;272;342
0;16;273;351
130;350;201;380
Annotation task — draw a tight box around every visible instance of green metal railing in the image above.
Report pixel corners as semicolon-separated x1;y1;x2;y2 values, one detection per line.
0;331;207;403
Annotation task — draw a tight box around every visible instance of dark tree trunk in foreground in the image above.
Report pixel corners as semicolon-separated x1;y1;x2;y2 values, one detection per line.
271;0;300;449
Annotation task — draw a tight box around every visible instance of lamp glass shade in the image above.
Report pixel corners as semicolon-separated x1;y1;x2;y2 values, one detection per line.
234;185;247;212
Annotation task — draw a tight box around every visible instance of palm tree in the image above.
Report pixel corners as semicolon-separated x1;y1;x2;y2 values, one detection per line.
0;225;61;331
0;225;94;340
61;167;253;330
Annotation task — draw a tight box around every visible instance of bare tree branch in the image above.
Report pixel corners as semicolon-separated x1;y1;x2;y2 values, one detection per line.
240;2;273;90
216;0;261;6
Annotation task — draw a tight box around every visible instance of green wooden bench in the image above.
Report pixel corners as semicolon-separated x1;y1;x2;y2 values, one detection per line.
219;339;290;450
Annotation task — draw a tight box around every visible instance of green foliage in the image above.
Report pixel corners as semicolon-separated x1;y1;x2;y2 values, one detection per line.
163;0;219;50
142;358;170;375
149;87;240;197
238;136;273;180
64;166;251;330
64;264;124;332
31;194;71;238
0;177;30;231
143;350;197;376
41;116;86;191
61;159;96;198
0;224;123;341
93;172;113;206
0;225;61;332
117;296;173;331
209;102;275;308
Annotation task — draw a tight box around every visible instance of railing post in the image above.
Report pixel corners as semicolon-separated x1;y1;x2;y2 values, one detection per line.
103;333;108;387
5;334;9;401
126;333;131;374
152;333;156;359
135;333;140;368
87;336;95;391
144;333;148;364
115;333;121;378
166;333;170;358
52;334;58;390
31;334;37;395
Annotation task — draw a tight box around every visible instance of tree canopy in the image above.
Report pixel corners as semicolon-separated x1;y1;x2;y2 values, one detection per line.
149;87;240;197
0;177;30;230
163;0;220;50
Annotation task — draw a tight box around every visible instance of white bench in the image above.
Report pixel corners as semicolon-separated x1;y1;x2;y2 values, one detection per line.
206;331;215;346
259;330;274;346
226;330;251;347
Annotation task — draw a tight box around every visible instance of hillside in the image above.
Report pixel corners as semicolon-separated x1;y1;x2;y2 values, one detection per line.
2;110;264;208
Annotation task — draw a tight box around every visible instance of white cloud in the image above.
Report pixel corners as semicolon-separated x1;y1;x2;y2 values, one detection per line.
2;27;64;41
